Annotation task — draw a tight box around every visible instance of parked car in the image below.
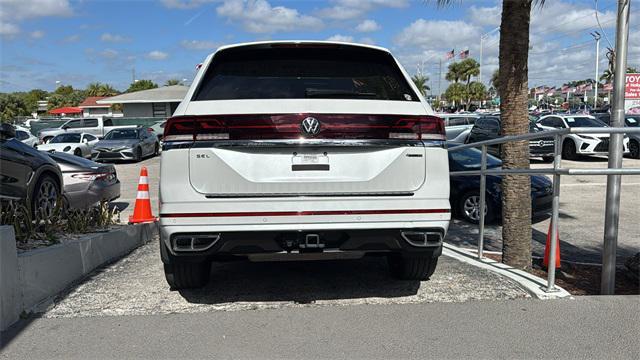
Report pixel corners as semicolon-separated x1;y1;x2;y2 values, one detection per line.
38;118;135;143
448;143;553;224
439;114;480;142
149;121;166;141
466;116;555;162
592;113;640;159
159;41;450;289
537;114;629;159
15;127;39;147
37;132;99;158
46;152;120;209
92;127;159;162
0;123;63;217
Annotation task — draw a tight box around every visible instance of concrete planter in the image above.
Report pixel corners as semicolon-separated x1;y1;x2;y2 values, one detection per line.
1;223;157;331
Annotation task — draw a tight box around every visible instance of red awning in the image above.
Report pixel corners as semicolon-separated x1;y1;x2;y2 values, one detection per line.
49;107;83;115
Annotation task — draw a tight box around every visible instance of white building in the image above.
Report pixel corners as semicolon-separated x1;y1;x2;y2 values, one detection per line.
96;85;188;118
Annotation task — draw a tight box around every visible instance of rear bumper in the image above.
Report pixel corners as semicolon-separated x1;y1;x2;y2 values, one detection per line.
65;180;121;209
160;219;449;259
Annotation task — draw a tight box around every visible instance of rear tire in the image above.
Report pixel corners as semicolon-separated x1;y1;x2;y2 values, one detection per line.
542;156;554;163
73;148;82;157
387;254;438;280
135;147;142;162
164;262;211;290
153;143;160;156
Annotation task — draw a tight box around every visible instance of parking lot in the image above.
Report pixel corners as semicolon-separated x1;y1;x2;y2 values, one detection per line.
113;154;640;265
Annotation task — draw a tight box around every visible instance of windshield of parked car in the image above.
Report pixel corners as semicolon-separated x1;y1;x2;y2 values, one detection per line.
565;117;606;127
51;133;81;143
193;46;418;102
448;146;502;170
626;116;639;127
104;129;138;140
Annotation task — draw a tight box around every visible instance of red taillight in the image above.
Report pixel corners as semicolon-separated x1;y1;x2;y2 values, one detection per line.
163;114;445;142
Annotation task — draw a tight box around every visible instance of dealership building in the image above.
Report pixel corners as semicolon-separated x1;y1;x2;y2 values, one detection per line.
97;85;188;118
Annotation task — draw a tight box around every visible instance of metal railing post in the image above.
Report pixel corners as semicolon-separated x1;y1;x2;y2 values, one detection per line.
478;145;487;259
546;133;562;292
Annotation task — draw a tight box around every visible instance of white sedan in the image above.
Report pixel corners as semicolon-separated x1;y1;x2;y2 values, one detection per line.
37;132;99;158
15;128;39;147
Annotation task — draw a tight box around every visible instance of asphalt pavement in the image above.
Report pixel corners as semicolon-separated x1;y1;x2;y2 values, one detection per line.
2;296;638;359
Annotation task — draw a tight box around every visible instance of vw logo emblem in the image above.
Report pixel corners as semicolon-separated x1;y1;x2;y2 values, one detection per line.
300;117;321;136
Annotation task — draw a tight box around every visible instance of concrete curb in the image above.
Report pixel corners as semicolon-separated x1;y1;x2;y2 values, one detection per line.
442;243;573;300
1;222;158;331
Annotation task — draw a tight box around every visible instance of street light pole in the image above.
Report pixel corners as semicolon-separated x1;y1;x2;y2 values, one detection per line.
601;0;630;295
591;32;601;108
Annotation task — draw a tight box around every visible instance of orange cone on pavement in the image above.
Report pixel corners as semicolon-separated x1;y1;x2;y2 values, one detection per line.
543;222;561;269
129;167;157;224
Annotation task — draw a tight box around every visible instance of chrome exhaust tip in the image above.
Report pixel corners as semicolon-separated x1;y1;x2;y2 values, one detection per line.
172;234;220;252
400;231;443;247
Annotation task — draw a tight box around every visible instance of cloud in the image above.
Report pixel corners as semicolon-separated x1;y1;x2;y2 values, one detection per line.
355;19;380;32
0;22;20;36
63;34;80;43
467;6;501;27
358;37;376;45
0;0;73;37
180;39;219;51
146;50;169;60
326;34;354;42
160;0;214;9
395;19;479;50
100;33;131;43
317;0;407;21
216;0;323;34
30;30;45;39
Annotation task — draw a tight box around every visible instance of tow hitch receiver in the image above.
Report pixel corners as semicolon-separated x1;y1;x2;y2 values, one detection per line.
300;233;324;250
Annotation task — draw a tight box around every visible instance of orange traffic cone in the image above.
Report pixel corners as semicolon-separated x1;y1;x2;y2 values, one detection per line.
129;167;157;224
543;222;561;269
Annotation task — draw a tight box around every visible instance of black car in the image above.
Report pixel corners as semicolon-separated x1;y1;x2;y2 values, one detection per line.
0;123;63;216
466;115;555;162
448;143;553;224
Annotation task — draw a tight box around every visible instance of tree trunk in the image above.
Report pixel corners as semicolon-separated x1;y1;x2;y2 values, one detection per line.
499;0;533;270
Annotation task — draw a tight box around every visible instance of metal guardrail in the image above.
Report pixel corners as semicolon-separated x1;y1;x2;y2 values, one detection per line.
449;126;640;293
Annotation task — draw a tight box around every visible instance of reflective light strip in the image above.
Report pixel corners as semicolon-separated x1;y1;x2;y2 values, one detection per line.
160;209;450;218
137;191;150;199
139;176;148;184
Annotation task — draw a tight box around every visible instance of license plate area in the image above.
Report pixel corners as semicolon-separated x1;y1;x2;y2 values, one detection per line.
292;152;329;171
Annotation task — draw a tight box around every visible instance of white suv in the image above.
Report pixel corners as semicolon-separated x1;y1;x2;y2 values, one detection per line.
159;41;451;289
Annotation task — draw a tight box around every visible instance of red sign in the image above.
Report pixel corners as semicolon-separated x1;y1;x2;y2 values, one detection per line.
626;73;640;99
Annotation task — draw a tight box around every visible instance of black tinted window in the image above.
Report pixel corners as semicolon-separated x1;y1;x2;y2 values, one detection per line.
84;119;98;127
15;130;29;140
448;118;468;126
193;46;418;102
103;119;113;126
65;120;82;128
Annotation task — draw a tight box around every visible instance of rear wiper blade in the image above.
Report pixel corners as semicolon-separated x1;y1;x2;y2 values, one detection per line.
305;88;377;99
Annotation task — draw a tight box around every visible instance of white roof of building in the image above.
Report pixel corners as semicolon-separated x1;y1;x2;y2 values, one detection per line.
97;85;189;104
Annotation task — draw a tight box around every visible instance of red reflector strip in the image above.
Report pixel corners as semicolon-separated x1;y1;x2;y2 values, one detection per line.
160;209;450;218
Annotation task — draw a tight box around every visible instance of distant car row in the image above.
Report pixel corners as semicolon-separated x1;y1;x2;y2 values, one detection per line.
0;124;121;216
14;123;162;163
441;113;639;160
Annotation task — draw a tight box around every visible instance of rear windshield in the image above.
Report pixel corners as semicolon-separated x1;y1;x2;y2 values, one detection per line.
192;45;418;102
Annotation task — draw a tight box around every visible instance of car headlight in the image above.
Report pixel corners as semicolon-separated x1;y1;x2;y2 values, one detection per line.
577;134;596;140
118;147;134;152
63;146;71;152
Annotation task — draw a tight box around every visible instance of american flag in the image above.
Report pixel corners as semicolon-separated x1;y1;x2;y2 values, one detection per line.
459;49;469;59
445;49;455;60
602;83;614;91
546;87;556;96
582;83;593;91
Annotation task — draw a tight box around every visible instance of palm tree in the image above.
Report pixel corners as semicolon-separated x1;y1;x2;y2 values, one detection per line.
458;58;481;85
491;69;500;95
126;80;158;93
444;83;467;108
85;82;118;97
438;0;544;270
467;81;487;105
445;62;464;83
411;74;430;96
165;79;182;86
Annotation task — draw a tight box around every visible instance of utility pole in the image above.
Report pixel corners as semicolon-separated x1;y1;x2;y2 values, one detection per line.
438;58;442;103
591;32;601;108
602;0;630;295
132;67;136;84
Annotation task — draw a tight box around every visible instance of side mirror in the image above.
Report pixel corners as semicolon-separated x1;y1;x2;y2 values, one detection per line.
61;125;69;130
0;123;16;140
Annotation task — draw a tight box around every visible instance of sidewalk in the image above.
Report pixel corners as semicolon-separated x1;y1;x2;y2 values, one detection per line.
3;296;638;359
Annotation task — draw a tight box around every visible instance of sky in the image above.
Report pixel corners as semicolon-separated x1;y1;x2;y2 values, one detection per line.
0;0;638;94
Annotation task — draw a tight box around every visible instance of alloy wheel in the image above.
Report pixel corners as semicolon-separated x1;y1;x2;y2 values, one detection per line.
36;179;58;218
463;195;487;222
